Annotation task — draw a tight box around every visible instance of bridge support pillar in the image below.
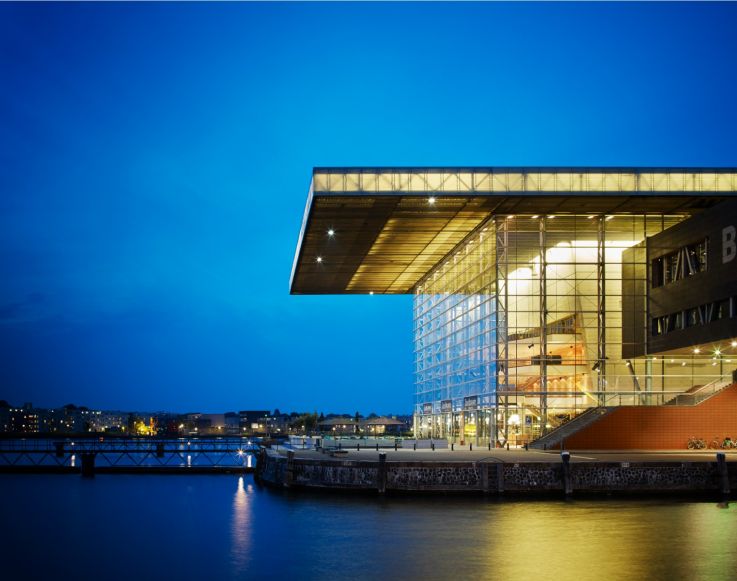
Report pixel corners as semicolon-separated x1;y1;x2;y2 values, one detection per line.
81;453;96;477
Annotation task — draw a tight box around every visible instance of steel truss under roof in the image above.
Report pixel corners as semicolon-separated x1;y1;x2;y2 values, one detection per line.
290;168;737;295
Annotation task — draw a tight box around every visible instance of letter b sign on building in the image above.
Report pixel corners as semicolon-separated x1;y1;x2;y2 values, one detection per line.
723;226;737;264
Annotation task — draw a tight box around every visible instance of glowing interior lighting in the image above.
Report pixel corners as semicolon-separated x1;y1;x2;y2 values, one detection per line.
327;229;335;237
531;215;539;219
369;291;374;295
605;215;614;221
731;341;737;347
507;215;514;220
681;362;687;366
693;348;701;354
428;196;436;205
316;256;323;263
587;215;595;219
547;215;555;219
715;349;722;356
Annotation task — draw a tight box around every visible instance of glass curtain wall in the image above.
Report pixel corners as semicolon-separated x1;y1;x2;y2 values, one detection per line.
415;212;723;445
414;225;496;444
495;214;679;444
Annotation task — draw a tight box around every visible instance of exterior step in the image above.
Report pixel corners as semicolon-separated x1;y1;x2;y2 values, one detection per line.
529;407;613;450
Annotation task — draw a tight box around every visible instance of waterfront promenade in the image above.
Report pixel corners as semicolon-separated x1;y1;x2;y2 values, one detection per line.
283;446;737;464
257;445;737;496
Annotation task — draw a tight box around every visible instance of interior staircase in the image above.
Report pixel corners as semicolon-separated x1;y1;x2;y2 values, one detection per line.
664;378;734;406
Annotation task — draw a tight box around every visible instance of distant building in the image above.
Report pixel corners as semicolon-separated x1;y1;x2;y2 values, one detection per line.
318;417;358;435
361;417;407;436
224;412;240;435
0;401;10;432
9;403;39;433
238;411;270;435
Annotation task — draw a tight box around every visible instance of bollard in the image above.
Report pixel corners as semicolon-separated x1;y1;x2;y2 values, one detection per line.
357;443;360;451
506;442;509;451
413;442;416;451
80;453;96;477
717;452;730;495
432;442;435;451
376;443;379;452
561;451;572;496
524;443;529;452
394;441;398;451
156;442;165;458
338;442;341;451
450;443;453;451
470;443;473;452
488;442;491;451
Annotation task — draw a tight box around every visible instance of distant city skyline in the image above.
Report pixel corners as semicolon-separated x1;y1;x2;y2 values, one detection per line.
2;2;737;412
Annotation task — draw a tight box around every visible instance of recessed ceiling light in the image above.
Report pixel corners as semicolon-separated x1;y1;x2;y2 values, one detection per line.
327;229;335;236
693;347;701;354
428;197;436;205
316;256;323;263
731;341;737;348
587;215;595;219
605;215;614;221
531;215;539;219
547;215;555;219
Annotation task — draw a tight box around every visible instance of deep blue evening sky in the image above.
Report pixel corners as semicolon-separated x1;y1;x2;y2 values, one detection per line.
1;2;736;414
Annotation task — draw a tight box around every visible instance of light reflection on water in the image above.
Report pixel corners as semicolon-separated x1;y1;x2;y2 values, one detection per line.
1;474;737;580
230;476;253;573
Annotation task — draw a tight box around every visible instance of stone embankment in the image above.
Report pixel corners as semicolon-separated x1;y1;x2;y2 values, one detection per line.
255;449;735;496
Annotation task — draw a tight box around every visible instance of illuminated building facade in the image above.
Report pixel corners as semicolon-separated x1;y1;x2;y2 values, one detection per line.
291;168;737;445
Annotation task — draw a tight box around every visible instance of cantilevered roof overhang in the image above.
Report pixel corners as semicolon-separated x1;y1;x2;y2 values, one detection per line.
290;168;737;295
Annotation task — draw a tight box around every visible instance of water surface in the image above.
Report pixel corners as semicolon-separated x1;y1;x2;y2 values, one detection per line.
1;475;735;580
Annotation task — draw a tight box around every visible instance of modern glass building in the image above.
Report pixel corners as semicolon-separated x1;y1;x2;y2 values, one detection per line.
291;168;737;445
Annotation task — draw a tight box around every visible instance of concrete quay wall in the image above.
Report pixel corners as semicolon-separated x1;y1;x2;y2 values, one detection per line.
256;450;735;495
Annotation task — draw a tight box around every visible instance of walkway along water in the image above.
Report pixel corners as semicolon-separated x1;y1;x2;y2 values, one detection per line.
255;446;737;497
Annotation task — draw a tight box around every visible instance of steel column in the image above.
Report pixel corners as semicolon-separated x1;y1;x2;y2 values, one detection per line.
597;216;607;401
539;217;549;434
495;217;509;444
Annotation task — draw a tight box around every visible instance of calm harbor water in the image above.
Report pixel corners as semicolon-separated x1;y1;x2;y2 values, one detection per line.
1;474;736;580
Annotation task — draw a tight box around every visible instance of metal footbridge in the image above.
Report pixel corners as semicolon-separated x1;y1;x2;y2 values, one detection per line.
0;437;260;475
